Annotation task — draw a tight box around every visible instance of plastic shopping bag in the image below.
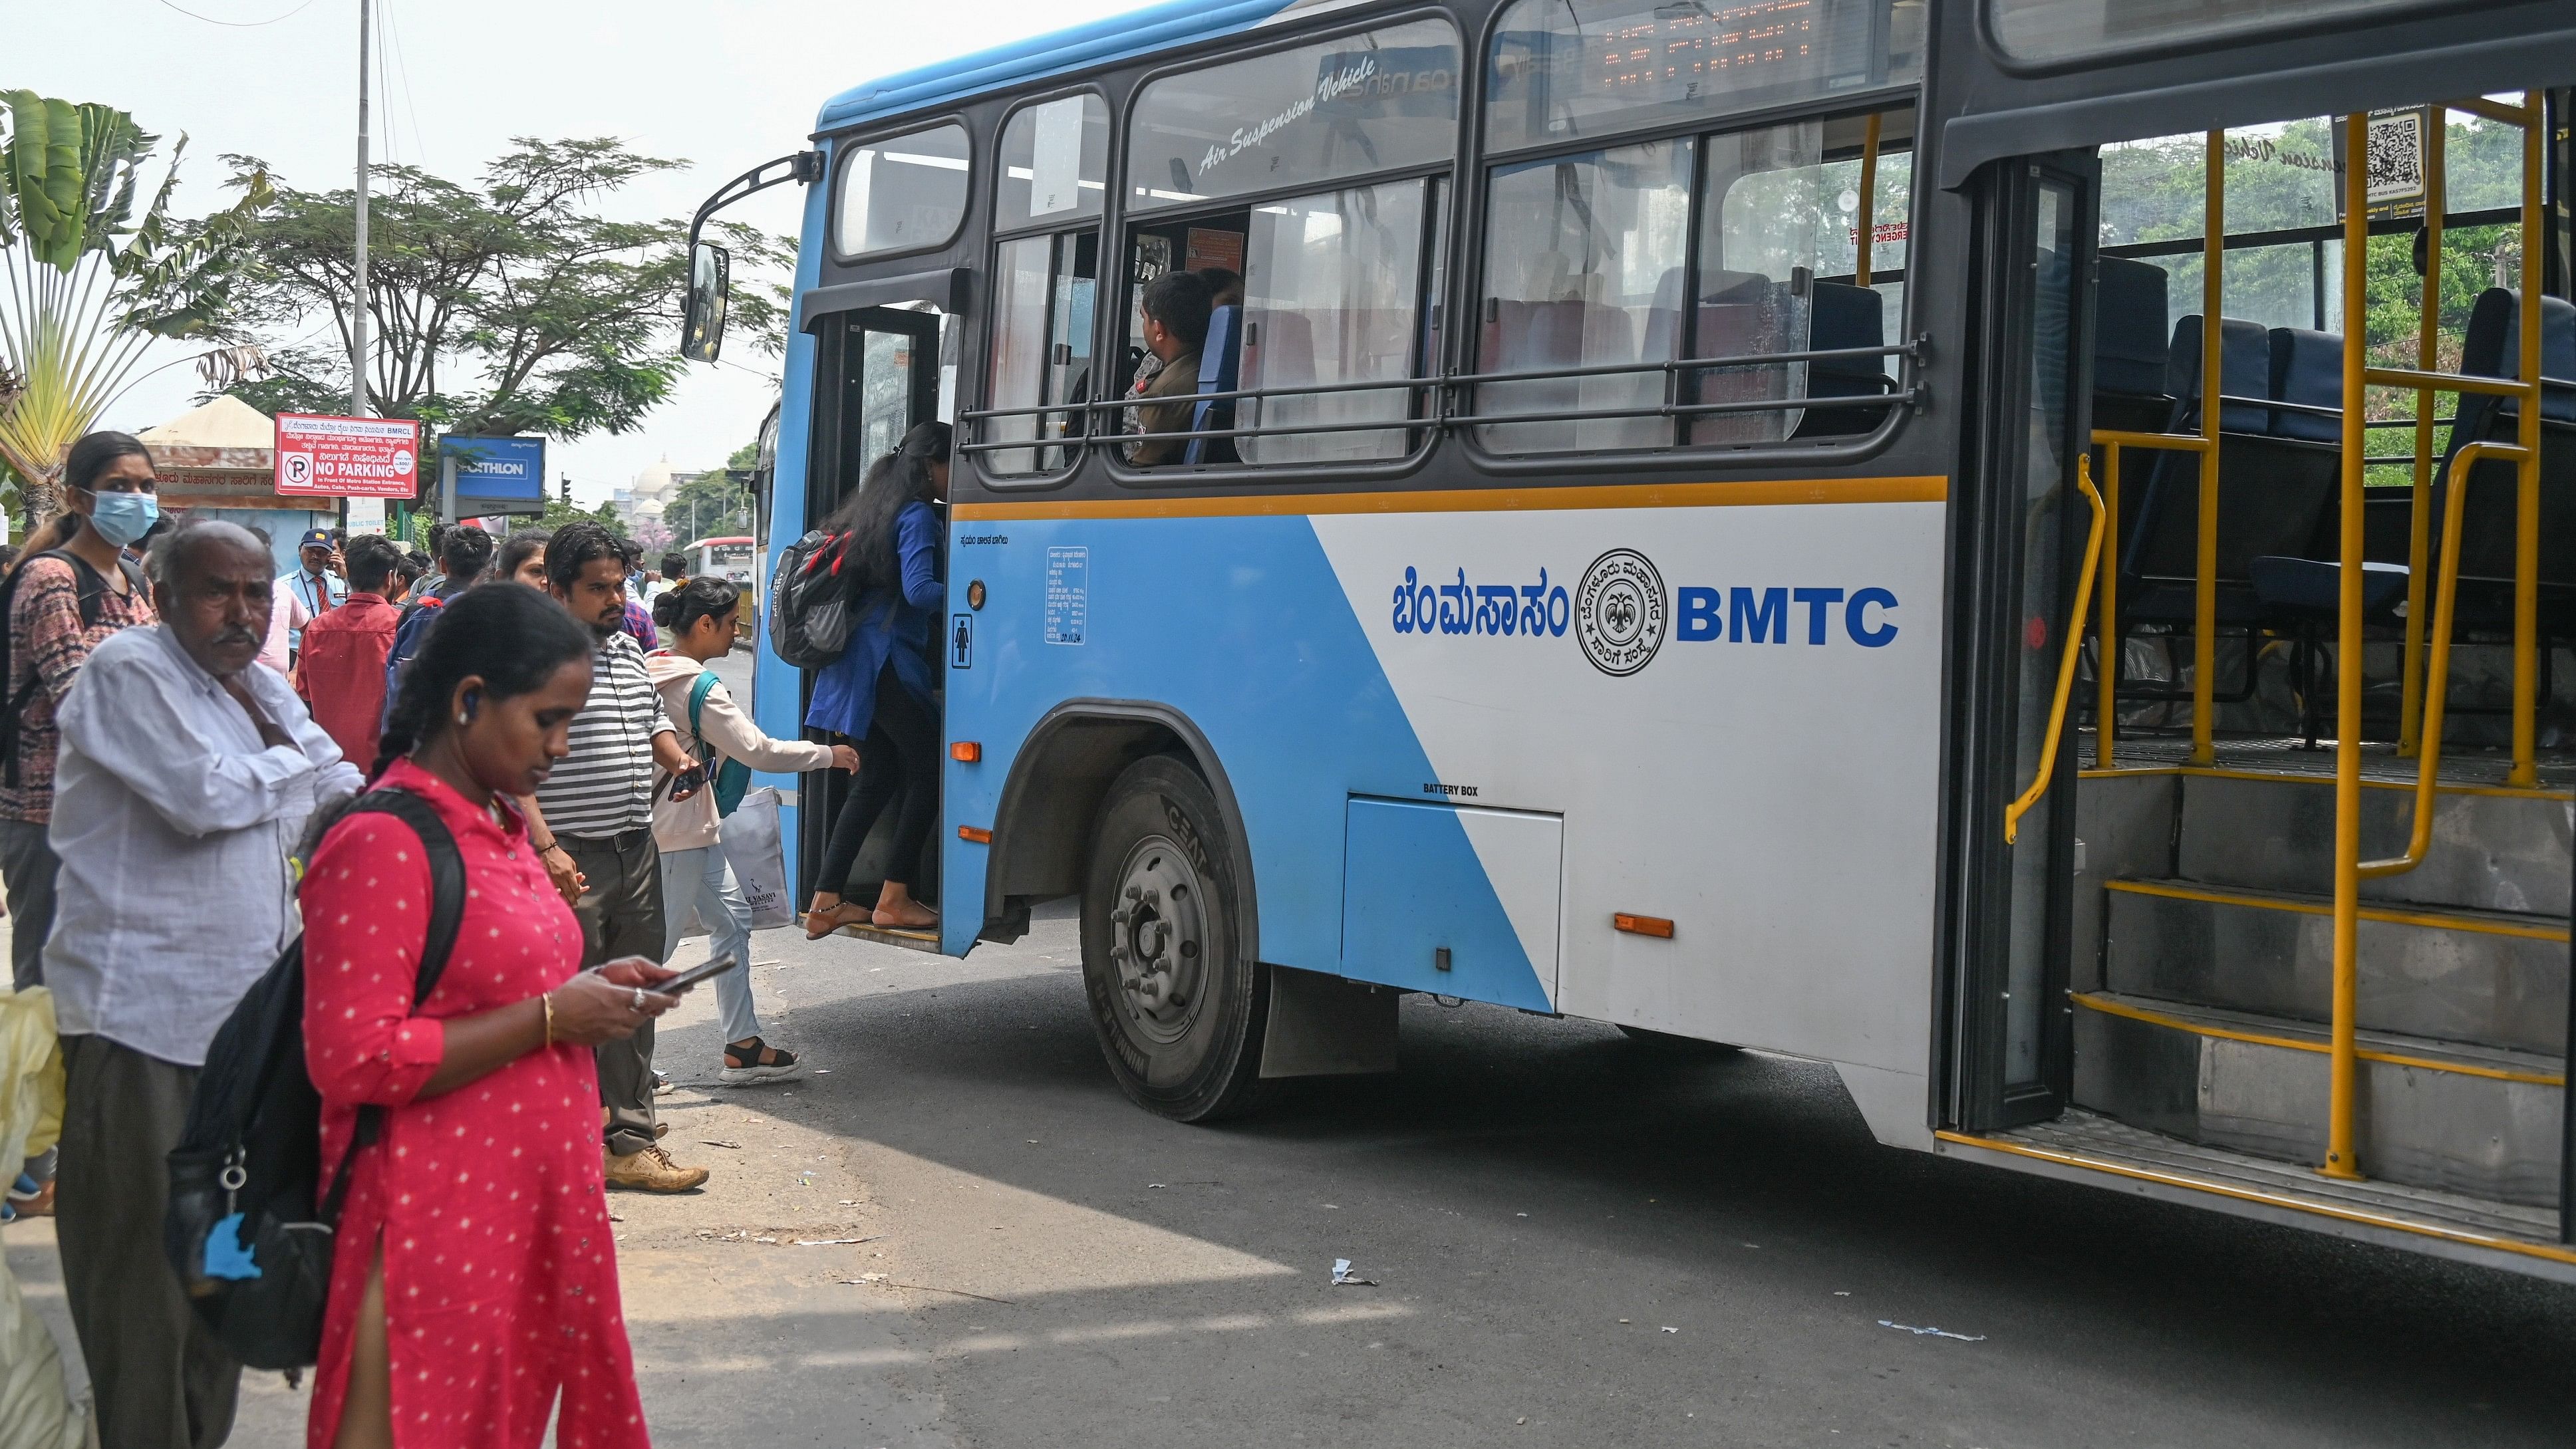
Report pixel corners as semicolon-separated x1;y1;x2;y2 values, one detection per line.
720;787;793;930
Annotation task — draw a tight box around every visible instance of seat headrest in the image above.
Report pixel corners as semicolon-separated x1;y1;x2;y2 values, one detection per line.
1199;306;1240;390
1806;281;1886;387
2264;328;2343;443
2167;315;2269;432
2094;257;2170;398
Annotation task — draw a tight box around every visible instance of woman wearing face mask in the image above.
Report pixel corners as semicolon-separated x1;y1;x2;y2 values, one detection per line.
0;432;159;1220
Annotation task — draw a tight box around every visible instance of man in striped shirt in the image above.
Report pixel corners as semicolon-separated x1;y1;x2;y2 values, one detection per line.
523;522;710;1192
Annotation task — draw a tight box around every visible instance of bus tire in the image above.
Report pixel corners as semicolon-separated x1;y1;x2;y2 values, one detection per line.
1079;755;1266;1122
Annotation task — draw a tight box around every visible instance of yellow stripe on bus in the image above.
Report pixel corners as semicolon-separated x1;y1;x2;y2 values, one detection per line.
952;475;1949;521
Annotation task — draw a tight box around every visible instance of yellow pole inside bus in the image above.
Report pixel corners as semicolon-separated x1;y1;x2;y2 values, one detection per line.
2194;132;2223;765
2510;90;2542;788
1856;113;1882;290
2324;111;2370;1183
2401;118;2444;756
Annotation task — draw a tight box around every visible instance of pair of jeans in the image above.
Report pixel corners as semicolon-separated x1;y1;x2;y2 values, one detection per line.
562;828;666;1158
0;815;59;991
57;1034;241;1449
658;842;760;1045
817;664;938;896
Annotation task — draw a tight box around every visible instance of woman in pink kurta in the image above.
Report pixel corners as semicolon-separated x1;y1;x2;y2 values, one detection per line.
299;583;684;1448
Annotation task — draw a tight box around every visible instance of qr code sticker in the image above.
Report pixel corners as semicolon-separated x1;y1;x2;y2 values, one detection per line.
2366;110;2424;204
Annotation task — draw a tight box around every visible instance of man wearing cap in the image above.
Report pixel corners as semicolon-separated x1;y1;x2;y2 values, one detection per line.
279;527;346;668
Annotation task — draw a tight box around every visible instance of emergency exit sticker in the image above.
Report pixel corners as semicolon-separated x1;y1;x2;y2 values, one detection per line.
1044;547;1087;646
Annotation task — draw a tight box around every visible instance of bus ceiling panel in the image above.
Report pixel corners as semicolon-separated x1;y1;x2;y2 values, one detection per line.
1935;17;2576;190
797;269;974;333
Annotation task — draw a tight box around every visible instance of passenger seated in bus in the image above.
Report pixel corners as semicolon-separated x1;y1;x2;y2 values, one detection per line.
1124;270;1213;466
1197;266;1243;309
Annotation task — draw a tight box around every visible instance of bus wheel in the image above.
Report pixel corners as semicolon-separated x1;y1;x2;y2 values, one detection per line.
1079;755;1266;1122
1616;1025;1742;1055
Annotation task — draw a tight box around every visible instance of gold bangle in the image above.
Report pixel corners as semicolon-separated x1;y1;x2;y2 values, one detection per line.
541;991;555;1046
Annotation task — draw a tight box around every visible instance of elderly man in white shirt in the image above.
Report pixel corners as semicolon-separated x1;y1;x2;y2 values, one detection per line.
46;518;360;1449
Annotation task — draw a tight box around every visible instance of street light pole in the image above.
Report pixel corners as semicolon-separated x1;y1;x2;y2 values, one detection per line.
347;0;371;535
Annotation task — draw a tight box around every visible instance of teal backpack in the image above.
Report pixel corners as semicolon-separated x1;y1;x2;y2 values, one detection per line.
686;672;754;817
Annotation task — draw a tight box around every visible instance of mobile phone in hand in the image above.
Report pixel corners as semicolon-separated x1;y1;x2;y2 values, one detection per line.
661;952;740;993
664;765;706;802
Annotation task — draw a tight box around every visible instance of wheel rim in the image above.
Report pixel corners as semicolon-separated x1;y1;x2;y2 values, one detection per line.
1107;833;1211;1047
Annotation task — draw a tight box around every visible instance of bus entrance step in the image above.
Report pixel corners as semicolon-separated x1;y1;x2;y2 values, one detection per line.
833;922;942;954
1965;1109;2563;1250
2102;879;2569;1055
2071;991;2565;1208
2173;771;2572;918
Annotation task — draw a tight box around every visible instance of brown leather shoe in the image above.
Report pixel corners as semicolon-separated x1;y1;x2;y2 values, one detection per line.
605;1144;708;1192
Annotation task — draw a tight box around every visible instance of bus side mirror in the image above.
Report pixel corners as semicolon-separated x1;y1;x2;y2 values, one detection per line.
682;241;731;363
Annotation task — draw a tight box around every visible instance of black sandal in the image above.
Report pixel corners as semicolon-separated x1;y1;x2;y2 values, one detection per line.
720;1037;803;1085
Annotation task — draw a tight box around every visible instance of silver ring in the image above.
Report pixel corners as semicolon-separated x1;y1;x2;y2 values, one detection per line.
630;986;644;1011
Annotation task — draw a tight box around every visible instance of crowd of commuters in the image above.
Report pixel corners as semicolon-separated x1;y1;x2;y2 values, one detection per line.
0;424;949;1447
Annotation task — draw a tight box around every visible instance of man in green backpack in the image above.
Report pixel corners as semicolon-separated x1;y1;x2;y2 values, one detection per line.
646;576;856;1083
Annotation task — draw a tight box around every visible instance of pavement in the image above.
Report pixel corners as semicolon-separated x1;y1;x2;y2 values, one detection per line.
8;653;2576;1446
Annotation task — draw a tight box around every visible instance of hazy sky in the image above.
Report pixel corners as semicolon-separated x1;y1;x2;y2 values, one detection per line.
13;0;1142;505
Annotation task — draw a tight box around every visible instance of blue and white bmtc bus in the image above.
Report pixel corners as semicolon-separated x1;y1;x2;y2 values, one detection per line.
683;0;2576;1277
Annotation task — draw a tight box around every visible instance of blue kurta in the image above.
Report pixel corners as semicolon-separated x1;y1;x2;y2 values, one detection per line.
805;499;942;740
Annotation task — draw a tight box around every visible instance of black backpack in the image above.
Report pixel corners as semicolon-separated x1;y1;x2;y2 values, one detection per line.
767;529;861;668
0;549;148;784
164;788;466;1372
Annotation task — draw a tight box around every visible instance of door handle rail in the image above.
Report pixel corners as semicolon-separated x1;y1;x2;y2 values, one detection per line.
2004;453;2107;846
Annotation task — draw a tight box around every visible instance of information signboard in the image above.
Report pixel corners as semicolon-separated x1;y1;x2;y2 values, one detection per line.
273;414;421;497
438;435;547;519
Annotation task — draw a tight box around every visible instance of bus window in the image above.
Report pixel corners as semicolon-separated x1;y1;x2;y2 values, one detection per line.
1698;121;1828;445
1126;19;1460;213
986;231;1099;475
1238;179;1431;464
1485;0;1924;154
996;92;1108;231
1988;0;2416;66
835;122;971;261
1476;138;1693;454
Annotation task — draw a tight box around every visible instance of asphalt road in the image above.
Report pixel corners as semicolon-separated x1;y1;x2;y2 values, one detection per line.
11;649;2576;1448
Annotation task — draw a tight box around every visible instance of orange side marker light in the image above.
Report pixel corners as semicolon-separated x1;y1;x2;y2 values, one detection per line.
958;826;992;845
1614;913;1674;939
950;741;981;762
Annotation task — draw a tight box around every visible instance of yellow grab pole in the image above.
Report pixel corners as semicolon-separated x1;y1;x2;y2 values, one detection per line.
2323;111;2369;1182
2005;455;2108;845
2510;90;2542;788
1856;112;1883;290
2400;116;2444;755
2365;440;2527;878
2097;442;2120;767
2194;131;2223;765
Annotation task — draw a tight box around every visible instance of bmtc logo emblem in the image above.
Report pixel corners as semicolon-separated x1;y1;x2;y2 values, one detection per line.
1574;549;1666;677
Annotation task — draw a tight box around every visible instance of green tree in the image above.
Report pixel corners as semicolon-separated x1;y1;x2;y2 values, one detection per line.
212;137;712;501
665;467;750;544
0;92;269;524
536;495;626;537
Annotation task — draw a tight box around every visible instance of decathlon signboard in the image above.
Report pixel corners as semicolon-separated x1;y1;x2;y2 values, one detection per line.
273;414;421;498
438;434;546;518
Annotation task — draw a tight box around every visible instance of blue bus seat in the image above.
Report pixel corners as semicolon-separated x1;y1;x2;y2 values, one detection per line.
2429;288;2576;636
1790;280;1890;439
2122;315;2281;620
1185;304;1242;465
2092;257;2171;404
2265;328;2344;444
2248;328;2406;628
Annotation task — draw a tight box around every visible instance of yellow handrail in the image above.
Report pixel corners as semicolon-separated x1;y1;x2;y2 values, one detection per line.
2325;92;2547;1186
2361;440;2531;877
2193;131;2224;766
2006;454;2107;845
2325;110;2370;1183
1856;112;1882;291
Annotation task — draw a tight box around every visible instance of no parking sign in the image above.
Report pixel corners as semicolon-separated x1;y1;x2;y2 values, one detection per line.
273;414;420;497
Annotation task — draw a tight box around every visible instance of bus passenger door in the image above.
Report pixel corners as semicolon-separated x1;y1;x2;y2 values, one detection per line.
1946;154;2098;1132
799;305;944;915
